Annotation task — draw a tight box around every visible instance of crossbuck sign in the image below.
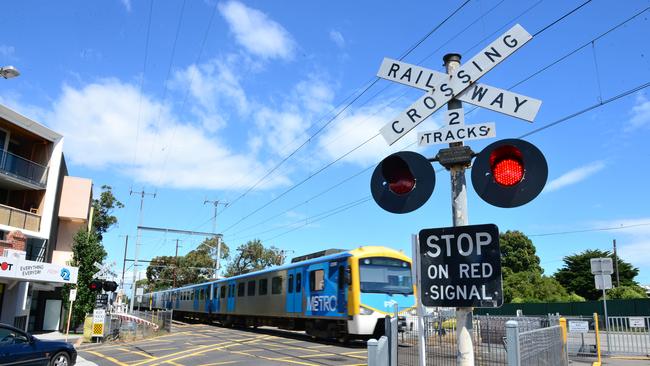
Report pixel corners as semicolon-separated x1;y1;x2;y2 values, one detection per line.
377;24;542;145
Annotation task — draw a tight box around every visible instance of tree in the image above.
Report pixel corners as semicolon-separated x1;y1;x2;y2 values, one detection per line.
91;185;124;241
224;239;284;277
499;231;582;303
62;230;106;327
145;237;230;290
62;185;123;328
604;285;647;300
500;230;542;273
555;249;640;300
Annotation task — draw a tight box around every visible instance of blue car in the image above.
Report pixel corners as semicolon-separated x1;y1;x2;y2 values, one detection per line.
0;324;76;366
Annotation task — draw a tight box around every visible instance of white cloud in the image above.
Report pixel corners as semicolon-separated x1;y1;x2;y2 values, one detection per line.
329;30;345;48
121;0;131;12
0;45;15;58
545;161;606;193
626;92;650;131
218;1;296;60
44;79;289;190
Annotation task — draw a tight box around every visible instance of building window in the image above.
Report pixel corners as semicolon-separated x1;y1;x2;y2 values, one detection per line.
259;279;268;295
272;276;282;295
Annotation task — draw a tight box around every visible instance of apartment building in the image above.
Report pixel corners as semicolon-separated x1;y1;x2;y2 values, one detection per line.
0;104;92;332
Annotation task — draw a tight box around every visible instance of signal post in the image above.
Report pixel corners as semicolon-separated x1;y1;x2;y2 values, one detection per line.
371;24;548;365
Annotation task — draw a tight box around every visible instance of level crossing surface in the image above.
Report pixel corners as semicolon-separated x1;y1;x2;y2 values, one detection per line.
77;323;368;366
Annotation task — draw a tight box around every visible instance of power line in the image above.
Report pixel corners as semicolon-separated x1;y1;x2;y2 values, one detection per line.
529;222;650;237
220;0;473;213
218;1;596;234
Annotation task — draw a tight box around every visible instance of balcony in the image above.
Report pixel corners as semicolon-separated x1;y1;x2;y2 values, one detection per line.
0;203;40;232
0;149;48;189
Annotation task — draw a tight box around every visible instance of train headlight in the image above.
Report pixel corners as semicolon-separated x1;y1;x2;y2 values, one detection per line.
359;306;374;315
408;308;417;316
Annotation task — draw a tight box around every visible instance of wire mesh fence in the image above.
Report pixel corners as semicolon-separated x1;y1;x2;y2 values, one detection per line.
396;312;559;366
518;325;567;366
106;310;173;342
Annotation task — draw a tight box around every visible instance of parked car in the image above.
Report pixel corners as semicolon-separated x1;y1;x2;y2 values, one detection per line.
0;323;76;366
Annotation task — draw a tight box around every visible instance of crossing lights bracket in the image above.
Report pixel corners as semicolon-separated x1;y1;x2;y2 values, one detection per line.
435;146;475;169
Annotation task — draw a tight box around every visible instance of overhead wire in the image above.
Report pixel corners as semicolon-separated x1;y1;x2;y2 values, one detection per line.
224;6;650;245
218;0;596;235
219;0;474;213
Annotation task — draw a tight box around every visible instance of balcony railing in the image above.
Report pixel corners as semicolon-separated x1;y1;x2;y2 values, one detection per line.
0;149;48;187
0;203;41;231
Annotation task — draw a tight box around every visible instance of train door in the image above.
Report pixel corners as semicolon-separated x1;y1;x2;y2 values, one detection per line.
193;288;199;311
227;282;235;312
286;269;296;312
203;285;210;313
295;270;303;313
336;262;348;314
211;285;219;314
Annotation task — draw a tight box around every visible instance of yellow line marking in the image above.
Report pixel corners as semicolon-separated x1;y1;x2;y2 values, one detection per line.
342;350;367;355
345;354;368;360
164;361;185;366
145;348;177;352
131;343;219;366
262;357;318;366
84;350;129;366
196;361;238;366
297;353;335;358
116;347;156;359
611;356;650;360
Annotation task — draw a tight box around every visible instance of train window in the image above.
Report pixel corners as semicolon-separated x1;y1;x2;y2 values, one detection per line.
338;266;345;289
199;289;204;300
191;291;195;300
310;270;325;291
296;273;302;293
288;274;294;293
271;276;282;295
213;287;218;299
247;280;256;296
230;284;235;298
220;286;226;299
259;279;268;295
238;282;245;297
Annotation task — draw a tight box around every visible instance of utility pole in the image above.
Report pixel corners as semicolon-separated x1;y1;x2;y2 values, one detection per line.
204;199;228;279
129;188;156;313
120;235;129;302
173;239;181;288
444;53;474;366
613;239;620;287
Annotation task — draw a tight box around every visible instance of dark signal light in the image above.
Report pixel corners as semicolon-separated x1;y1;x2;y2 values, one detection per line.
472;139;547;208
371;151;435;214
89;280;103;291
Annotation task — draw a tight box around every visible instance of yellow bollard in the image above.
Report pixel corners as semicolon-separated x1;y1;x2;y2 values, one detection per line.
559;317;567;344
593;312;602;366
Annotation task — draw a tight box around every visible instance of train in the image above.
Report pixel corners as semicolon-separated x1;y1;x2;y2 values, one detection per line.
142;246;416;340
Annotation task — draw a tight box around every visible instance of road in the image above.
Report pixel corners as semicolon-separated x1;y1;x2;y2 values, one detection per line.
77;323;368;366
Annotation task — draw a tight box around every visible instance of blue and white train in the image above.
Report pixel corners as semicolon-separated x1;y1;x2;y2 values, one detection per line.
142;246;416;339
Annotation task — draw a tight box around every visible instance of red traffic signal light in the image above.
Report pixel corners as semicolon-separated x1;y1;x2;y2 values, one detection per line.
471;139;547;208
89;280;103;291
371;151;435;214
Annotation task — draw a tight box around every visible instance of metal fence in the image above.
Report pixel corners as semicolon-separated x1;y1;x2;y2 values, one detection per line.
516;324;567;366
106;310;172;342
396;312;560;365
606;316;650;356
564;315;599;358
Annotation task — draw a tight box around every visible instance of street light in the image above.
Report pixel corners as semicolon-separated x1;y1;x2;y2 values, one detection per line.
0;66;20;79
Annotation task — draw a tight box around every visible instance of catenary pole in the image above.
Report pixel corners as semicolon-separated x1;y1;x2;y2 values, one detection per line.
204;199;228;279
613;239;620;287
120;235;129;293
444;53;474;366
173;239;180;288
129;189;156;313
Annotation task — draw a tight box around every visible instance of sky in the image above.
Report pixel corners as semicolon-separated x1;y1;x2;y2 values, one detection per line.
1;0;649;288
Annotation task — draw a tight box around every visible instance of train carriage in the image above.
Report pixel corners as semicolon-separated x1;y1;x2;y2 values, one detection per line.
142;246;416;339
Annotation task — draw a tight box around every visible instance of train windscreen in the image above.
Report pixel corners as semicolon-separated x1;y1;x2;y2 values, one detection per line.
359;257;413;295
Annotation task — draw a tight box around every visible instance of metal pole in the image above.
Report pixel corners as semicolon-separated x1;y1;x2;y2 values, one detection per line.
173;239;180;288
204;200;227;279
120;235;129;292
411;234;426;366
443;53;474;366
130;189;155;313
602;288;611;354
613;239;620;287
65;298;73;342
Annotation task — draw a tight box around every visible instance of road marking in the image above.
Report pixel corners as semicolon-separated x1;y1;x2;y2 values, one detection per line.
342;350;367;355
145;348;176;352
263;356;319;366
130;343;219;366
163;361;185;366
84;350;129;366
196;362;238;366
116;347;155;359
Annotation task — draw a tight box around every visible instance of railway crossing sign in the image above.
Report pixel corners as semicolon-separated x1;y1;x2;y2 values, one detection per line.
92;261;117;280
418;224;502;308
377;24;541;145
